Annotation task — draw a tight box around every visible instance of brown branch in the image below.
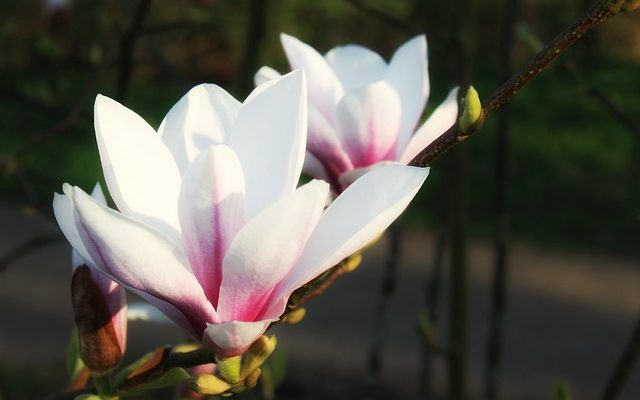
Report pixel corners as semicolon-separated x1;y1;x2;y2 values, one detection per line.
116;0;153;101
409;0;631;168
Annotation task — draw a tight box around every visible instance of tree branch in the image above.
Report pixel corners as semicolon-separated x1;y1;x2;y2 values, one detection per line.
409;0;632;168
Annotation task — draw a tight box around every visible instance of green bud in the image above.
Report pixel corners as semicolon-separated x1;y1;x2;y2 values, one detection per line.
459;86;483;136
240;335;277;379
281;307;306;325
192;373;232;395
217;355;242;384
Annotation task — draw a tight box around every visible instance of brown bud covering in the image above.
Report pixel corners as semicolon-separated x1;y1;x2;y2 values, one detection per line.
71;265;123;375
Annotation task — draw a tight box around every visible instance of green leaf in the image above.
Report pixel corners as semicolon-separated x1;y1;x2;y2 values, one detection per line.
111;351;156;390
73;395;102;400
117;367;191;397
66;326;85;379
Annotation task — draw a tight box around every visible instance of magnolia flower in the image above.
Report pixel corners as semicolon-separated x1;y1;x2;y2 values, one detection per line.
53;70;428;357
256;34;459;192
65;184;127;375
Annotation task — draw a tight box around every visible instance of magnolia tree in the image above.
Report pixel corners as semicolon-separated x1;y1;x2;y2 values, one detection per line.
48;0;638;398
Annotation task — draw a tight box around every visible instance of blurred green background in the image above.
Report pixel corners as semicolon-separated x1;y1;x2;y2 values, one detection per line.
1;0;638;255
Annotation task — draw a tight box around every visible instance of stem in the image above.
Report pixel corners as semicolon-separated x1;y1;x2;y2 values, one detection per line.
93;374;111;398
485;0;518;399
409;0;631;168
368;224;402;381
599;313;640;400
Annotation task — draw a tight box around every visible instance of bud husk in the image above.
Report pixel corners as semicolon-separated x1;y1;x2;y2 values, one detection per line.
216;355;242;384
71;265;123;375
244;368;261;390
240;335;277;379
281;307;306;325
192;373;232;395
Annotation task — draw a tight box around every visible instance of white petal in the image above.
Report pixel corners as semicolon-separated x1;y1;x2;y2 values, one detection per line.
384;35;430;158
203;319;275;357
280;33;344;122
275;164;429;306
324;44;387;90
71;186;218;332
254;66;282;86
179;145;246;306
53;189;94;268
158;84;241;172
94;94;181;241
217;180;329;322
229;70;307;218
401;87;459;163
337;161;393;191
335;81;401;167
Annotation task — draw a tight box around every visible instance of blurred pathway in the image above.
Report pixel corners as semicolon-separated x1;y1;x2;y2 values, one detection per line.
0;201;638;399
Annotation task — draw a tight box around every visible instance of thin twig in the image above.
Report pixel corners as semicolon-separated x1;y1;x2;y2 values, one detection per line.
599;313;640;400
235;0;269;97
409;0;632;168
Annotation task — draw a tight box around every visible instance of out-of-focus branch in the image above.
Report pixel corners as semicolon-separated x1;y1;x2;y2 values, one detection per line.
0;49;115;174
0;234;63;273
342;0;418;36
116;0;153;101
599;313;640;400
409;0;634;168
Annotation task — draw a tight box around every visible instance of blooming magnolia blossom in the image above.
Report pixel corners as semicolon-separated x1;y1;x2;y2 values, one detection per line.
53;70;429;356
256;34;459;191
64;184;127;374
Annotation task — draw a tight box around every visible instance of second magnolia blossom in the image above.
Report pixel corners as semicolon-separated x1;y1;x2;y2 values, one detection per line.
257;34;459;191
54;70;428;356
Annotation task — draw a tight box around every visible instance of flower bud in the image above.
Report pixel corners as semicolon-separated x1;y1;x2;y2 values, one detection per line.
458;86;483;136
71;264;127;375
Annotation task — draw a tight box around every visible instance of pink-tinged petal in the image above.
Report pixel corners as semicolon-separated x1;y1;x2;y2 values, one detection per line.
229;70;307;218
307;104;353;188
335;81;401;168
94;95;181;242
90;268;128;352
179;145;246;306
280;33;344;122
337;161;393;191
70;186;218;335
159;84;241;173
302;151;329;182
385;35;430;158
400;87;459;163
217;180;329;322
271;164;429;315
71;183;108;269
324;44;387;90
254;66;281;86
202;319;275;357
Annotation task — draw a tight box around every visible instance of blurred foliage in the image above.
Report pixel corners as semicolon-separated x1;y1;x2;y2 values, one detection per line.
0;0;638;255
